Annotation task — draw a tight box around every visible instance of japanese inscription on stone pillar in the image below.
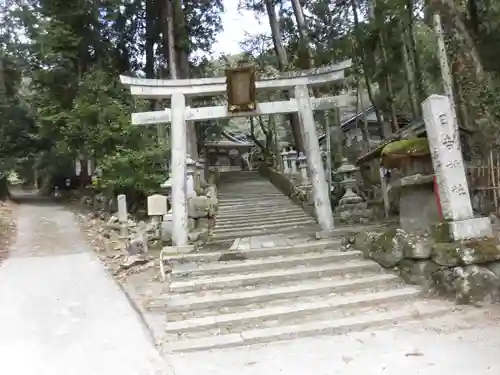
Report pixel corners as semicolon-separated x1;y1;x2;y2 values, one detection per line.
422;94;473;221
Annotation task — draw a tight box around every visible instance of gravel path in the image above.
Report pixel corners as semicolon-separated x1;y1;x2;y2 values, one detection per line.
0;195;172;375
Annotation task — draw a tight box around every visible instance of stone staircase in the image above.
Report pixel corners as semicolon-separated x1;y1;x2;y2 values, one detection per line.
157;171;452;353
207;171;319;245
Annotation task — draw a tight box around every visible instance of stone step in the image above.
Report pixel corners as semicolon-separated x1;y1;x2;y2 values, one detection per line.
217;200;293;209
217;204;295;212
217;201;297;210
214;216;316;229
207;225;318;243
219;181;270;186
218;190;280;195
172;250;362;278
212;221;316;235
220;187;273;191
169;260;381;293
215;208;307;220
162;239;342;263
217;208;306;219
219;179;267;184
219;174;265;178
219;172;261;178
215;215;313;226
164;287;420;334
161;301;450;353
165;274;398;313
217;194;286;201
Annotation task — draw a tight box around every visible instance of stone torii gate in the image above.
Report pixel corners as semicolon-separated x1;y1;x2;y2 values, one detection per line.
120;59;352;247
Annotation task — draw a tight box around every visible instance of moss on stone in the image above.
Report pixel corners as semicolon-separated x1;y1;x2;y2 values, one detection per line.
432;237;500;266
381;138;430;157
463;237;500;261
431;242;462;266
368;227;405;267
430;221;452;243
372;227;398;253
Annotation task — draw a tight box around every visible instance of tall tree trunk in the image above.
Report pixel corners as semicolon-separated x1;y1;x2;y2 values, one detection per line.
145;0;155;80
161;0;197;160
0;57;9;200
173;0;190;78
356;78;371;151
264;0;305;153
172;0;197;159
374;1;399;132
406;0;426;104
351;0;384;133
162;0;177;79
146;0;166;146
399;20;418;118
290;0;314;69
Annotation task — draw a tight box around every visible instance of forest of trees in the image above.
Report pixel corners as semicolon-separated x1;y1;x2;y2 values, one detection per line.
0;0;499;201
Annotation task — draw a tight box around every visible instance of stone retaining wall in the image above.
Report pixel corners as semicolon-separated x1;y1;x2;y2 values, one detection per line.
350;226;500;304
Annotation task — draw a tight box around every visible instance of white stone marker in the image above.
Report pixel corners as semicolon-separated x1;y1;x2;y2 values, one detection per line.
147;194;168;216
422;94;492;240
117;194;128;237
147;194;168;238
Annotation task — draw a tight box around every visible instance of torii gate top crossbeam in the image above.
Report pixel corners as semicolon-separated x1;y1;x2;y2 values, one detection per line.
120;59;352;98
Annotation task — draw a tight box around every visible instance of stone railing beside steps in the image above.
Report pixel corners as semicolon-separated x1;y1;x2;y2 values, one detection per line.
264;150;383;225
258;163;317;221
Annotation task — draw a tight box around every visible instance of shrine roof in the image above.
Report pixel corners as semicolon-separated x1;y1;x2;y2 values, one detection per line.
356;119;473;165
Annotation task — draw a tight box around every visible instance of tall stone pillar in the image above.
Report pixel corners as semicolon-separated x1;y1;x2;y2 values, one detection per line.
294;84;334;234
170;93;189;246
422;94;491;240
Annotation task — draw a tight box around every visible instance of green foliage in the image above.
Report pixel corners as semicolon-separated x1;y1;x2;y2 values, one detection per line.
1;0;500;204
98;148;166;197
64;68;144;157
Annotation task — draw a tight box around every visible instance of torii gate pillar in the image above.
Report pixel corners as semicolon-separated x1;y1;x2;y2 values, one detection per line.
295;85;334;235
171;93;189;246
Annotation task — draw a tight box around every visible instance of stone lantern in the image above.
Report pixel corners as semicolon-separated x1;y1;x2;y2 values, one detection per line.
197;157;206;184
281;148;290;174
334;158;373;224
186;155;197;198
160;174;173;213
336;158;363;205
297;152;309;185
288;148;298;174
160;175;174;241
